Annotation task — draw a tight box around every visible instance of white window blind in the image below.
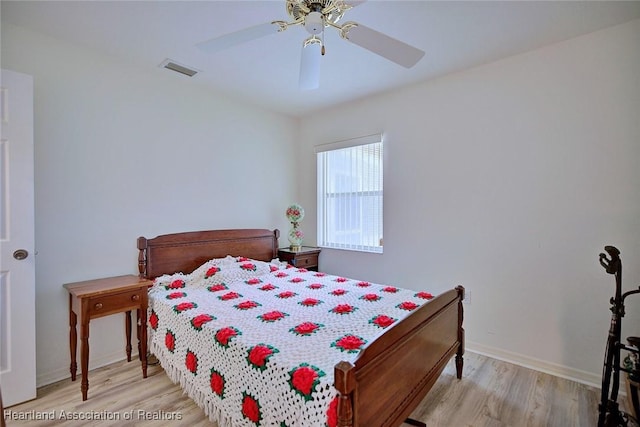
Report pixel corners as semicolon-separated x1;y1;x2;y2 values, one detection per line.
316;134;383;253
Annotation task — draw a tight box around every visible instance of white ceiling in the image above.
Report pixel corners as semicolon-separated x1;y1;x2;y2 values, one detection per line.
3;1;640;117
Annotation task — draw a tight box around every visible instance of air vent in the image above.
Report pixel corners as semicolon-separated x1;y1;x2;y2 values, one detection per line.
159;59;199;77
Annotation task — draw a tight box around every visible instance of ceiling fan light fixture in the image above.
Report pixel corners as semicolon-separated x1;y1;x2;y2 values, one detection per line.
304;11;324;34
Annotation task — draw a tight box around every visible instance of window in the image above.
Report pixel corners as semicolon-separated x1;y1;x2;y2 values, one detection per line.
317;134;383;253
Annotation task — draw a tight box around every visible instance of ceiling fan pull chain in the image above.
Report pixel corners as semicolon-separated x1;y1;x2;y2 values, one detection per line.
322;26;326;55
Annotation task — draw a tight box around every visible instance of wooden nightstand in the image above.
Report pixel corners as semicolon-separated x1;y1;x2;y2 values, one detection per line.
63;275;150;400
278;246;321;271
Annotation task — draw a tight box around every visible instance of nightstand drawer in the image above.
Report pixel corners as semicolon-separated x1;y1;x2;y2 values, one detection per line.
294;254;317;269
88;289;145;318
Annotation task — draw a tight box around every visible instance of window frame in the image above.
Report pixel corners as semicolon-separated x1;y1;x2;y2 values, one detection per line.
316;134;383;254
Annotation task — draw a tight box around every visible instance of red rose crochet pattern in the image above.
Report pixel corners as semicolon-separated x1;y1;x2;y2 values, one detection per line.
360;293;381;302
190;314;215;331
382;286;399;293
240;262;257;271
416;291;434;299
215;327;240;347
330;288;347;296
289;363;325;401
259;283;276;291
210;369;225;398
290;322;322;336
334;277;348;283
356;281;371;287
235;300;260;310
332;335;367;353
290;277;305;283
185;349;198;375
208;283;228;292
247;344;279;371
149;310;159;330
397;301;419;311
330;304;357;315
258;311;287;322
166;279;185;290
205;266;220;279
275;271;288;278
165;330;175;353
370;315;396;328
326;396;339;427
245;278;262;285
166;291;187;300
277;291;297;299
299;298;322;307
173;301;197;313
219;291;241;301
241;393;262;424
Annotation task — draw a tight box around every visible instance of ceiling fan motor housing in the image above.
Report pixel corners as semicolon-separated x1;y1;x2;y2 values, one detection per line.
305;11;324;34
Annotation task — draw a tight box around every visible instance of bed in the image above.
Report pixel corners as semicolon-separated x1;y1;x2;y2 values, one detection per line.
138;229;464;427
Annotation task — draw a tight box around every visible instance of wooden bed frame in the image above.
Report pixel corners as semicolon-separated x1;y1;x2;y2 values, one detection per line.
138;228;464;427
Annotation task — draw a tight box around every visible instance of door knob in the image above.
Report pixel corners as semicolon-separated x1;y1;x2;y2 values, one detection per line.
13;249;29;260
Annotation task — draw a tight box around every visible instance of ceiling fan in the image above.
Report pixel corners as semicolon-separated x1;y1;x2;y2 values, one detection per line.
196;0;425;90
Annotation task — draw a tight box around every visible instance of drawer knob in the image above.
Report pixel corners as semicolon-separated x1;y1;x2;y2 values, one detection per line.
94;303;103;310
131;294;140;302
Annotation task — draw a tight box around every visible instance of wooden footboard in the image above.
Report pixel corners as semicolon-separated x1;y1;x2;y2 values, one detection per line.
335;286;465;427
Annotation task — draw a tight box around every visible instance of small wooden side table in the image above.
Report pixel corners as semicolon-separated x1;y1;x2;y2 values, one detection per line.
63;275;150;400
278;246;321;271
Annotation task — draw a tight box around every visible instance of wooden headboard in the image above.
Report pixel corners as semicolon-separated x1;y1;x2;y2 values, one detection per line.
137;229;280;279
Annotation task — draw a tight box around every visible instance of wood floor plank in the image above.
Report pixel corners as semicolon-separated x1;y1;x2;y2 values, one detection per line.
5;352;608;426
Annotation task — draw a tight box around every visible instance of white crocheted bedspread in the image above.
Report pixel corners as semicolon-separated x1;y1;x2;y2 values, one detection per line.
148;256;435;427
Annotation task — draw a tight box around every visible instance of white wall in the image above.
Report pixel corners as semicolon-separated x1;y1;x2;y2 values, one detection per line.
298;19;640;385
1;23;298;386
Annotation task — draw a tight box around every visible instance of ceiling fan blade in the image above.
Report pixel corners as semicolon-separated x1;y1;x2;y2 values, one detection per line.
342;23;425;68
299;41;321;90
196;22;280;53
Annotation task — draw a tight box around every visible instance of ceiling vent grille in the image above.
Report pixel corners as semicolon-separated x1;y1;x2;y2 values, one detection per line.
159;59;199;77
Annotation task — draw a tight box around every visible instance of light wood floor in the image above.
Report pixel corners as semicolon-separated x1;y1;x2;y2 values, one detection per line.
5;352;606;426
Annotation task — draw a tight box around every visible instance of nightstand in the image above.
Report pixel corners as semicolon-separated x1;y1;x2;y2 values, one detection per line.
63;275;150;400
278;246;321;271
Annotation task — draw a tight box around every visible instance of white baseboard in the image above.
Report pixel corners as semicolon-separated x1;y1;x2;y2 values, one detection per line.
36;351;138;388
466;340;601;389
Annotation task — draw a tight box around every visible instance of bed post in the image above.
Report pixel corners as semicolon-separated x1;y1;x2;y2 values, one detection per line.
137;236;148;278
335;361;356;427
455;285;465;379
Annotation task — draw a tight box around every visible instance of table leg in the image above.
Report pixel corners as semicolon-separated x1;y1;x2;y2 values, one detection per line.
125;310;132;362
69;295;77;381
80;317;90;401
138;308;148;378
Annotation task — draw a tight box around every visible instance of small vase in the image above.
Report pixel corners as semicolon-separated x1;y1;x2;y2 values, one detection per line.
288;225;304;251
